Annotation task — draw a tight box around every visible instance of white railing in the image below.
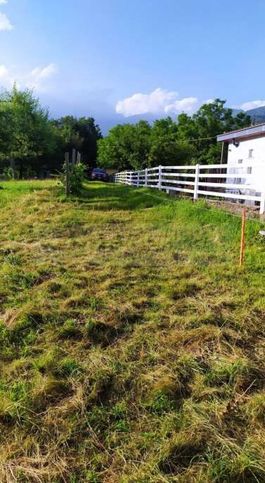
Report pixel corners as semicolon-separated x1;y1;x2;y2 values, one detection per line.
115;163;265;214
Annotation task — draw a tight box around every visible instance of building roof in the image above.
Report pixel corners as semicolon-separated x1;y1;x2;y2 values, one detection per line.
217;122;265;143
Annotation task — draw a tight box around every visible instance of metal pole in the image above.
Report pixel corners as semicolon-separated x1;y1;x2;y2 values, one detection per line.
220;142;225;164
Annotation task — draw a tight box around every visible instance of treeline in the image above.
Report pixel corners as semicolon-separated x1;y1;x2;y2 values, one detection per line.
98;99;251;171
0;89;252;178
0;86;101;178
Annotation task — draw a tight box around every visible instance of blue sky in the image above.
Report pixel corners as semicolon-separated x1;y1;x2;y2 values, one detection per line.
1;0;265;130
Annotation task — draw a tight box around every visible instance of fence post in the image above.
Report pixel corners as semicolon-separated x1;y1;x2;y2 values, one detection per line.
158;165;162;190
260;190;265;215
65;152;70;196
137;171;140;187
145;168;148;187
193;164;200;200
72;148;76;165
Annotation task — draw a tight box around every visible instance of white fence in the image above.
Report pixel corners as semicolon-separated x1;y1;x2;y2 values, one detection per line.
115;163;265;214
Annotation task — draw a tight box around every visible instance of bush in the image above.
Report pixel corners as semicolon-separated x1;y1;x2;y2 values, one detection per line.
3;167;16;180
61;162;86;195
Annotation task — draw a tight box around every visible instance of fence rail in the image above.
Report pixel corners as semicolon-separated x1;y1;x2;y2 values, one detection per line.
115;163;265;214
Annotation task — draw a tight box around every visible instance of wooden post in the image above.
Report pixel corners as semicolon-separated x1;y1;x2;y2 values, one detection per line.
145;168;148;187
77;151;81;164
72;148;76;165
239;207;246;267
65;152;70;196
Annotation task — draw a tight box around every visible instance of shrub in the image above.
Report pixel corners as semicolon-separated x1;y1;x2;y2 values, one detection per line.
61;162;86;195
3;167;17;180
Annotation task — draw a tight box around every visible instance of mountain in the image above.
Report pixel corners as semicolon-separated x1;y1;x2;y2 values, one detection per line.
98;106;265;135
245;106;265;124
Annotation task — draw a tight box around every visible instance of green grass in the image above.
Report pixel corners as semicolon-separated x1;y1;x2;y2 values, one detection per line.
0;179;264;482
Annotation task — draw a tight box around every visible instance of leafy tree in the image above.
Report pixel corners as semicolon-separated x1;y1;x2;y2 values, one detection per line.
149;117;194;166
98;121;151;171
0;96;13;161
190;99;251;164
53;116;102;169
98;99;251;171
0;86;57;177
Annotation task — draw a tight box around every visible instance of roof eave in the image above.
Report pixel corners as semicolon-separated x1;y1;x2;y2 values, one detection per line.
217;124;265;143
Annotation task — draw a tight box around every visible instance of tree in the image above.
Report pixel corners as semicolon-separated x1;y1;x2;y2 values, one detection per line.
98;121;151;171
98;100;251;171
0;86;57;177
53;116;102;169
0;95;13;162
190;99;251;164
149;117;194;166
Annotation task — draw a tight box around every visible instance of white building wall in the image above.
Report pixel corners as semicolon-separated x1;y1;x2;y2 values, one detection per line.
227;136;265;203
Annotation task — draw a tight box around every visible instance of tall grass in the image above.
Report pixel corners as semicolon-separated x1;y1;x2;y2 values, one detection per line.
0;179;264;482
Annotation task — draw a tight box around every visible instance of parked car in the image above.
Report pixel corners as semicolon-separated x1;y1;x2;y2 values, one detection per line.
91;168;109;182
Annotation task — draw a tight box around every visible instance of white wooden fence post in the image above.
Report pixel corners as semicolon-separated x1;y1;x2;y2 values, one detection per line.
137;171;139;187
145;168;148;187
260;190;265;215
193;164;200;200
158;165;162;190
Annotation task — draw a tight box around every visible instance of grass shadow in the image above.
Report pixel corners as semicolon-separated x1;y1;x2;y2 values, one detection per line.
70;181;169;211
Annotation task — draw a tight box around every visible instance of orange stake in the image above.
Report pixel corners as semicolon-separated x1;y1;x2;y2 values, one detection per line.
239;207;246;267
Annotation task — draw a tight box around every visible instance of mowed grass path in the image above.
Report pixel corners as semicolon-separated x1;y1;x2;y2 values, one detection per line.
0;180;264;482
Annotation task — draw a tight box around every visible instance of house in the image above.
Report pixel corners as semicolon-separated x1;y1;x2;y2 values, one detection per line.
217;124;265;206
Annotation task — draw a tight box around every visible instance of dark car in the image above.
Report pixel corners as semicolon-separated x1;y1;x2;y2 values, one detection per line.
91;168;109;182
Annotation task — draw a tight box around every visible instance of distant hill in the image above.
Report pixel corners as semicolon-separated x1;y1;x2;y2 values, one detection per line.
245;106;265;124
98;105;265;135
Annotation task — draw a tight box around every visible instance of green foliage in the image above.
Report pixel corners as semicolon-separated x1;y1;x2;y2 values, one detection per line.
0;86;58;178
0;88;102;178
98;99;251;170
61;161;86;195
53;116;102;169
2;167;17;180
98;121;151;171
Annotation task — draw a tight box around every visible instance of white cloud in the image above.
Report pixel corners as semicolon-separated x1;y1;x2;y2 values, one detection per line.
239;100;265;111
165;97;198;114
0;11;13;30
0;0;8;4
116;88;198;117
204;98;215;105
0;64;14;87
0;63;58;92
0;65;8;78
27;63;58;91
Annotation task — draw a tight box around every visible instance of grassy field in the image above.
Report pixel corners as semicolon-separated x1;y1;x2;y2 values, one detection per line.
0;180;264;482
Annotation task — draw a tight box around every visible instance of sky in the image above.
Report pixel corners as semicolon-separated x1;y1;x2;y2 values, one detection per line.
1;0;265;131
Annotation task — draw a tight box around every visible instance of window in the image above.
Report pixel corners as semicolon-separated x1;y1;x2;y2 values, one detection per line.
248;149;254;158
238;159;243;164
247;167;252;174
